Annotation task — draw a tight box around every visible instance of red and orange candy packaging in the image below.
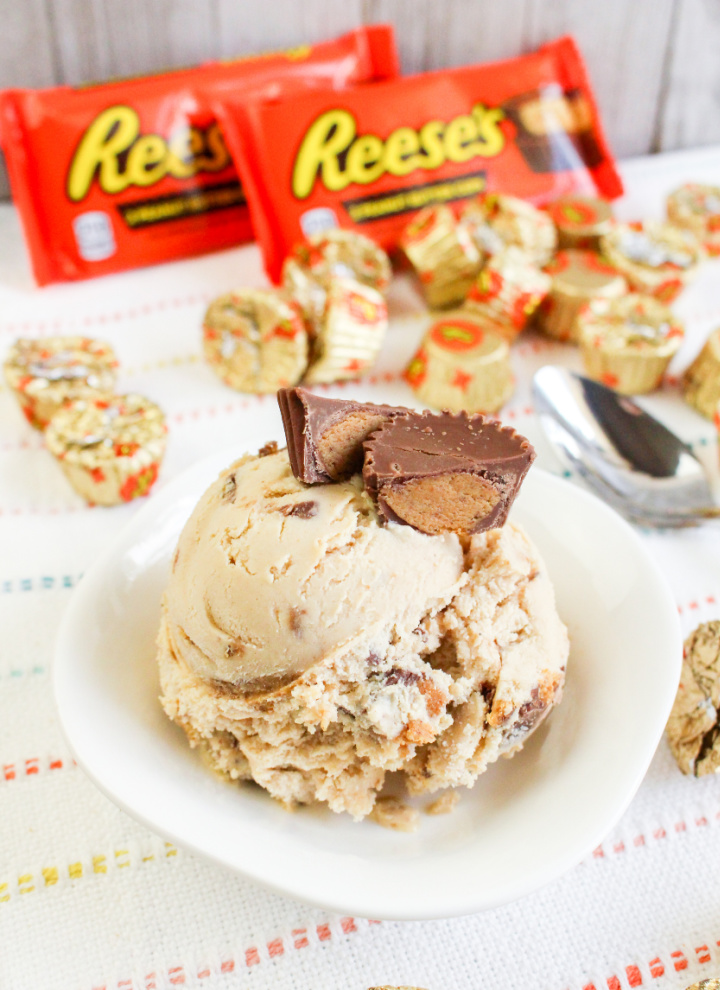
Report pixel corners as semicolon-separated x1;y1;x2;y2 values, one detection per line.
1;29;622;287
0;26;398;285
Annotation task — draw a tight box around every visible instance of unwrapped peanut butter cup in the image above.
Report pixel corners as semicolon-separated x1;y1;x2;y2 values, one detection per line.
278;387;404;483
363;410;535;535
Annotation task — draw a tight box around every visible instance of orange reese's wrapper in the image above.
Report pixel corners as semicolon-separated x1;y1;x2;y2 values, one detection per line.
220;35;623;283
0;26;399;285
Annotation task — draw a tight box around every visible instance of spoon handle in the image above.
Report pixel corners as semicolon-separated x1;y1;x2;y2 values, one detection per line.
627;505;720;528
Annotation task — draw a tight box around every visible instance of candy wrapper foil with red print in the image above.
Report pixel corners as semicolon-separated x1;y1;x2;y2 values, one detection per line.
282;229;391;325
220;35;622;283
682;328;720;420
303;277;388;385
547;195;614;250
600;221;703;304
0;26;399;285
465;247;551;341
578;293;684;394
202;289;309;393
460;192;557;266
667;184;720;257
399;205;483;309
538;249;626;343
3;336;119;430
45;393;167;506
405;311;513;413
666;622;720;777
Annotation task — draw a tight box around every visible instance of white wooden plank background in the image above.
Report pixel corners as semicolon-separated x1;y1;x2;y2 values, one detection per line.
0;0;718;202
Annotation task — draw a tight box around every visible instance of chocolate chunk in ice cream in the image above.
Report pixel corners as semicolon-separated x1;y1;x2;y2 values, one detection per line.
363;410;535;535
278;386;405;483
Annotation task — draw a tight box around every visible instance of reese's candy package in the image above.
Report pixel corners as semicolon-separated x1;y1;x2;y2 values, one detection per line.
0;26;399;285
220;35;622;283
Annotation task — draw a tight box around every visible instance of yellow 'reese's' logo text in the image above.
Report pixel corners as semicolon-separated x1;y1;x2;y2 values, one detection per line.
291;103;505;200
67;105;231;202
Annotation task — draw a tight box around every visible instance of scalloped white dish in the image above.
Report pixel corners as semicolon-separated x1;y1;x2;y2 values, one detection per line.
54;435;681;920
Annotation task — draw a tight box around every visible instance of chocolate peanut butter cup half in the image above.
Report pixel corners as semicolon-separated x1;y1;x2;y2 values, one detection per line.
278;387;407;484
363;410;535;535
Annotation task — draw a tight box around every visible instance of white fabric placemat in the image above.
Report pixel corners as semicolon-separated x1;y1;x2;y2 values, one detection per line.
1;147;720;990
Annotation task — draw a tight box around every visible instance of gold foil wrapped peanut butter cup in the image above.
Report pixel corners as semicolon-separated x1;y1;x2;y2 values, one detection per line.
546;195;614;250
399;205;482;309
461;192;557;266
578;293;684;394
303;277;388;385
3;335;118;431
202;289;308;394
667;183;720;257
538;249;627;343
600;221;702;303
282;228;391;325
465;246;551;341
45;393;167;506
404;311;513;413
683;328;720;419
666;622;720;776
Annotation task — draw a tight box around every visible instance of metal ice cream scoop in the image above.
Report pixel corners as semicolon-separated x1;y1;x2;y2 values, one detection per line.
531;365;720;528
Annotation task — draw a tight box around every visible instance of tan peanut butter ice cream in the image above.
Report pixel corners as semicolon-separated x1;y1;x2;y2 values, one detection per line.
163;447;464;691
159;442;568;821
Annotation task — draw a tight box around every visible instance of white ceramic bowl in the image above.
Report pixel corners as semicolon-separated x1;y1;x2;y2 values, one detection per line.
54;447;681;920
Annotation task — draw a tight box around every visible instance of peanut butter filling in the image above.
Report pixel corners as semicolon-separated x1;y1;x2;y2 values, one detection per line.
380;473;501;535
317;411;390;479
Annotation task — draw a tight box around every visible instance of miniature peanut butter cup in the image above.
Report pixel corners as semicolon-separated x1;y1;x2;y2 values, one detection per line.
600;221;702;303
682;328;720;420
546;196;614;250
278;387;405;483
538;249;626;343
405;311;513;413
202;289;308;394
45;392;167;506
667;183;720;257
666;621;720;776
461;193;557;267
578;292;684;394
302;277;388;385
3;335;118;430
363;410;535;536
465;247;551;340
399;205;482;309
282;228;391;325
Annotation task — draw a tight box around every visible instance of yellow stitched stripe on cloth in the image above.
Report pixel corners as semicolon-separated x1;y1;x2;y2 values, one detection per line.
0;842;178;904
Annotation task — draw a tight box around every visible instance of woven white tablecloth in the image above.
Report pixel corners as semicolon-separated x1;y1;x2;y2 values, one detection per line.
2;147;720;990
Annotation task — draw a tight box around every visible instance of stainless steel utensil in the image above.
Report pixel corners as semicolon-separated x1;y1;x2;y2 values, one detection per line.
532;365;720;527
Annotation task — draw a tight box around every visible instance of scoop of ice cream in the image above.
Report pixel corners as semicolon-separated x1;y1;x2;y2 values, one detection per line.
165;448;465;692
159;447;568;821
